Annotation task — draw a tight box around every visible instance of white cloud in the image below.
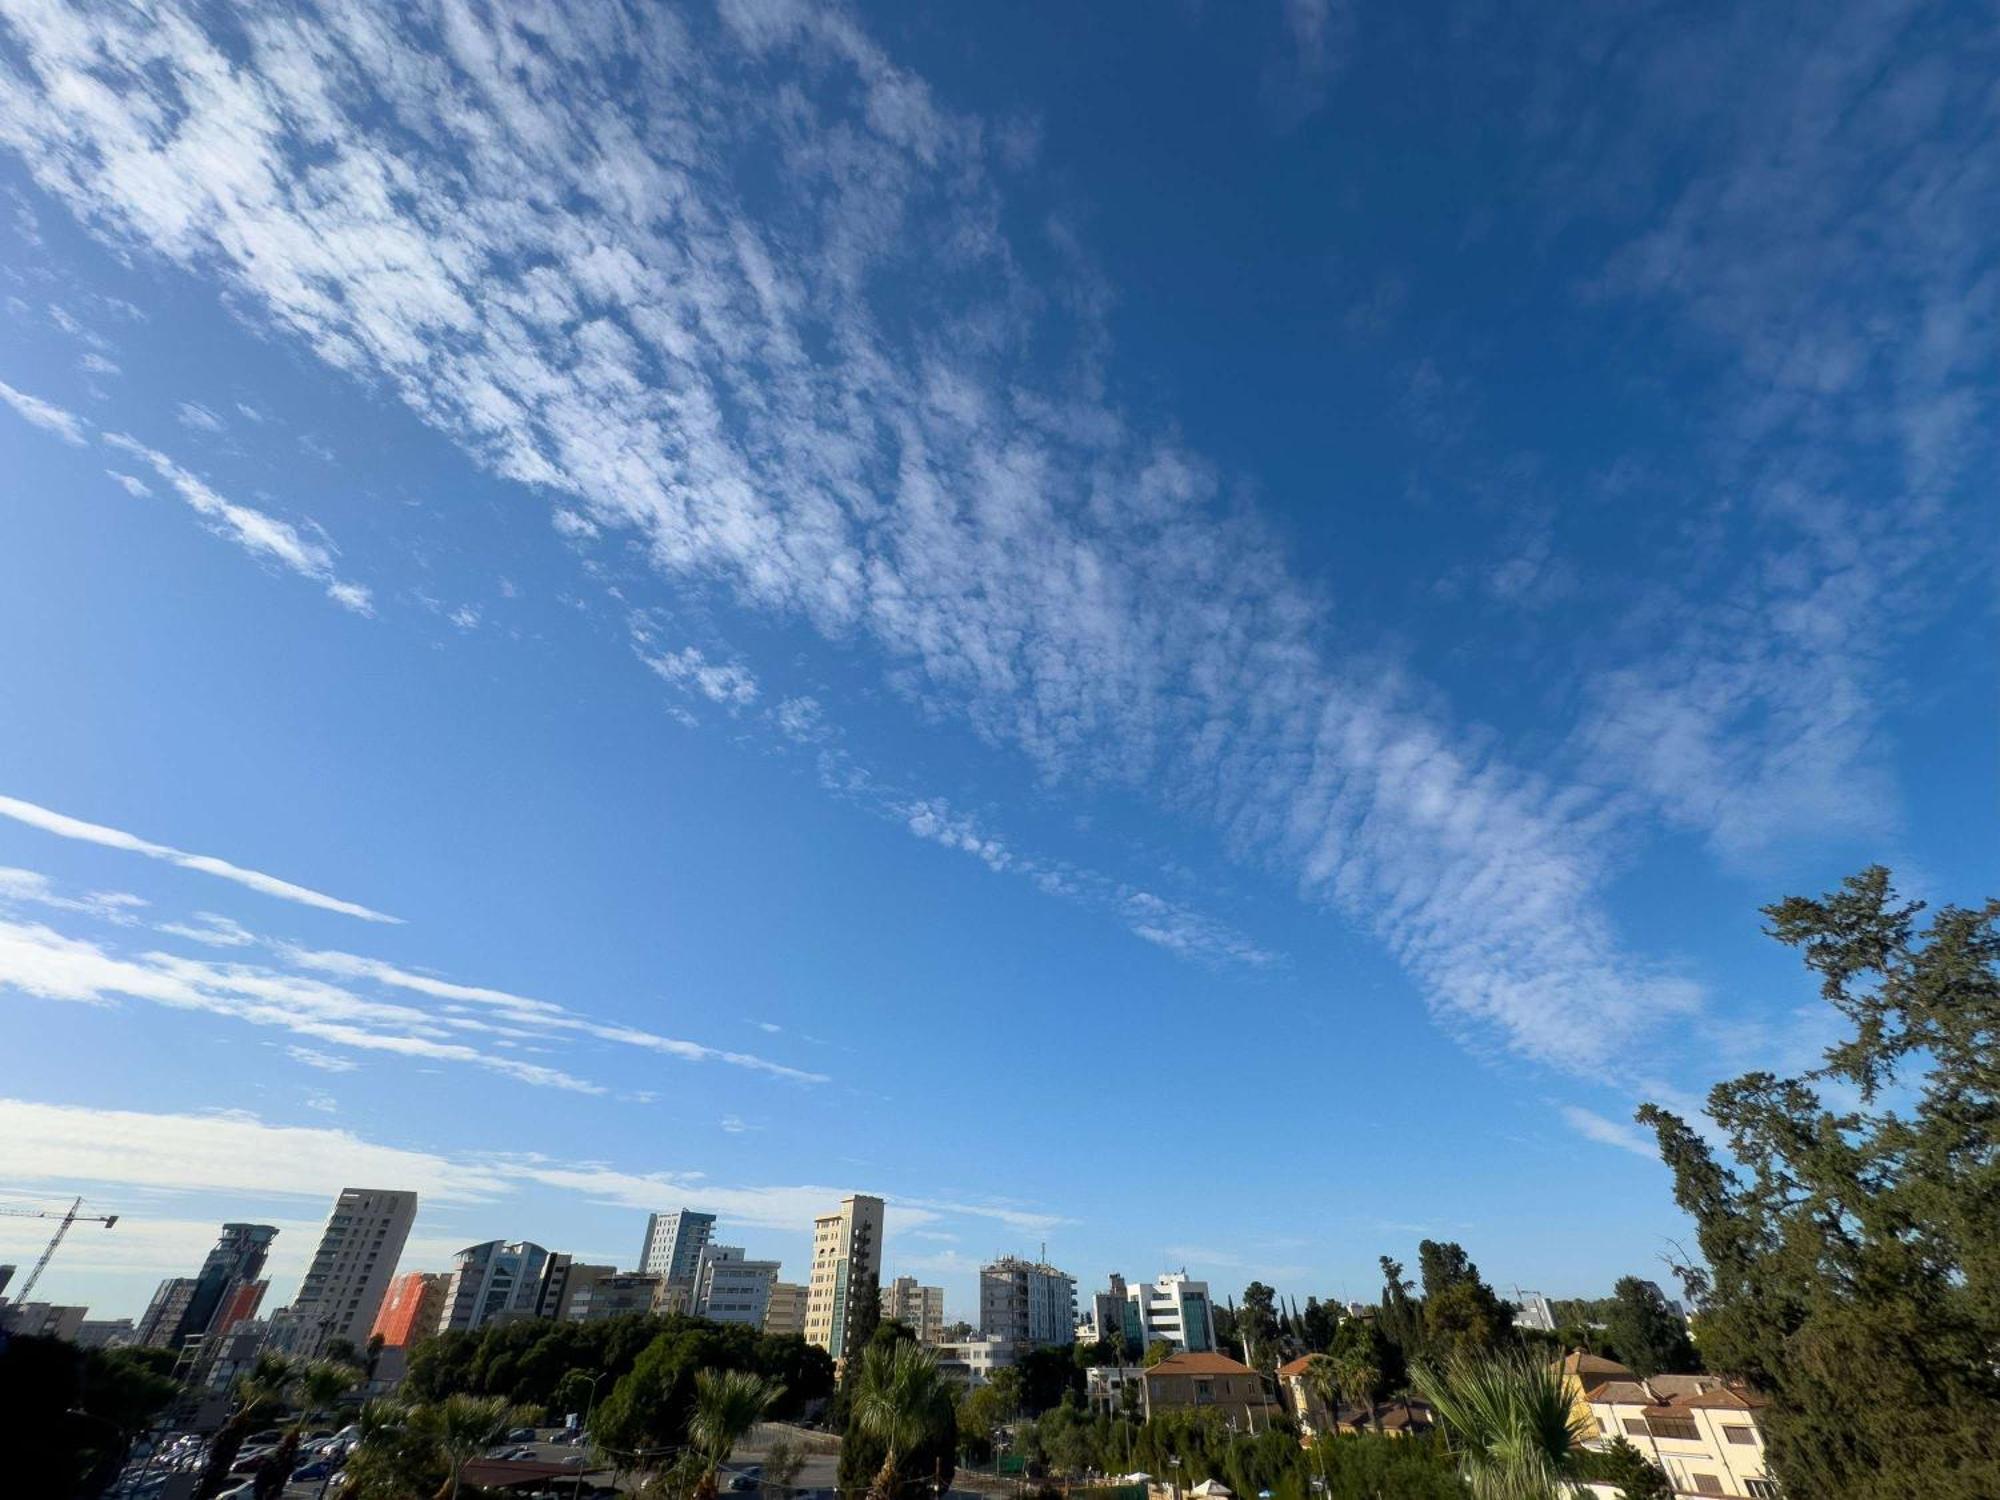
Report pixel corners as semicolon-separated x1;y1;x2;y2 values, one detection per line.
0;1097;511;1203
286;1045;358;1073
175;400;225;432
642;645;759;707
105;469;152;497
0;792;399;923
1560;1105;1660;1161
0;865;147;923
156;911;256;947
100;432;373;614
0;376;88;444
79;352;121;376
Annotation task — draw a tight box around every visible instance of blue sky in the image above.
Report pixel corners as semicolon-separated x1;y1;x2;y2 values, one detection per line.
0;0;1991;1324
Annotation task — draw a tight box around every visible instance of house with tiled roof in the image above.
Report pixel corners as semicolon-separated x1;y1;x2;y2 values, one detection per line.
1560;1355;1776;1499
1142;1351;1284;1430
1273;1355;1433;1441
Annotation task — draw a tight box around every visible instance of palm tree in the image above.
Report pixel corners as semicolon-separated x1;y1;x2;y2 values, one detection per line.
254;1360;361;1500
1304;1355;1343;1438
851;1340;951;1500
1411;1354;1589;1500
688;1369;786;1500
195;1355;293;1499
1330;1345;1382;1434
417;1392;526;1500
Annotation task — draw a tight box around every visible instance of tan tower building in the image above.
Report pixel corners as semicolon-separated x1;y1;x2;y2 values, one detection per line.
803;1193;883;1362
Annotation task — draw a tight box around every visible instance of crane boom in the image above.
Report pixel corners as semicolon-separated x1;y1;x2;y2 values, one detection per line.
1;1196;120;1304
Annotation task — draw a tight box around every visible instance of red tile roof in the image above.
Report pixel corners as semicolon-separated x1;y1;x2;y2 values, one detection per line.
1148;1352;1261;1377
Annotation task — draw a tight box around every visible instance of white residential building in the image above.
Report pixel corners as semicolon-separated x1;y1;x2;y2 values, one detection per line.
980;1257;1077;1346
1127;1272;1215;1352
935;1335;1018;1389
289;1188;417;1357
804;1194;883;1362
438;1240;551;1333
639;1209;717;1283
1571;1362;1775;1499
693;1245;779;1326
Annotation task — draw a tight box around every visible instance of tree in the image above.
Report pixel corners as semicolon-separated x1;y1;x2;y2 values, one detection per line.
1375;1259;1423;1367
1015;1344;1079;1415
1411;1354;1587;1500
1237;1283;1280;1371
1599;1279;1695;1378
845;1340;955;1500
688;1368;785;1500
196;1355;293;1500
254;1359;360;1500
1638;867;2000;1500
1571;1437;1671;1500
0;1333;180;1497
340;1399;446;1499
417;1392;524;1500
1299;1296;1338;1354
1323;1320;1385;1431
1415;1242;1512;1361
761;1435;806;1500
1141;1339;1175;1368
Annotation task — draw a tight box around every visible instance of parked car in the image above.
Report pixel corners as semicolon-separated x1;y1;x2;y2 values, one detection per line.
508;1426;538;1442
294;1459;339;1481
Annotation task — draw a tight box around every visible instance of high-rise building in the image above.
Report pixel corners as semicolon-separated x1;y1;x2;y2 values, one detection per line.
980;1257;1077;1346
136;1278;200;1348
160;1223;278;1349
211;1279;269;1338
290;1188;418;1357
804;1193;883;1362
638;1209;716;1284
692;1245;780;1327
535;1257;615;1323
884;1276;946;1343
764;1282;808;1338
438;1240;550;1334
1126;1272;1214;1352
370;1271;449;1348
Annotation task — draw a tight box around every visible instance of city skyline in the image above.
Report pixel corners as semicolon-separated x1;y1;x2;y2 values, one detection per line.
1;0;1991;1335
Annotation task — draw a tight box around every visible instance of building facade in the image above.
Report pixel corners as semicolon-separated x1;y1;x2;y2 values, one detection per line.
980;1257;1077;1346
638;1209;717;1284
1142;1351;1282;1429
567;1272;662;1322
537;1258;615;1322
1565;1356;1775;1499
763;1281;809;1337
290;1188;418;1357
370;1271;449;1348
934;1335;1018;1389
136;1277;199;1349
438;1240;551;1333
1127;1272;1215;1352
804;1193;883;1362
884;1276;946;1343
0;1302;87;1341
1085;1274;1130;1346
693;1245;779;1326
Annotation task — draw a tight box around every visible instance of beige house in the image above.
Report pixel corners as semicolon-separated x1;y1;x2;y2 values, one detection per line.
1275;1357;1333;1438
1142;1351;1284;1430
1560;1353;1776;1498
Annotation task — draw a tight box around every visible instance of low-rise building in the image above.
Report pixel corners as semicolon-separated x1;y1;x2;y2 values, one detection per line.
1571;1362;1774;1499
1085;1364;1147;1415
535;1257;616;1323
935;1335;1018;1389
1141;1351;1282;1430
75;1318;137;1349
764;1281;809;1337
694;1245;780;1326
371;1271;449;1348
1;1301;87;1341
568;1272;662;1322
1276;1356;1333;1438
1128;1272;1216;1353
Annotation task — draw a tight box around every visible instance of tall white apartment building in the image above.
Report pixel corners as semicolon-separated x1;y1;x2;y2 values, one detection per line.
693;1245;780;1326
1127;1271;1215;1352
980;1257;1077;1346
289;1188;417;1357
437;1240;551;1333
884;1276;946;1343
804;1193;883;1362
638;1209;716;1284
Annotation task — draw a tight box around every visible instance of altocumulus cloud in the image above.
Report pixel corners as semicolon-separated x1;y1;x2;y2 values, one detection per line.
1;0;1963;1098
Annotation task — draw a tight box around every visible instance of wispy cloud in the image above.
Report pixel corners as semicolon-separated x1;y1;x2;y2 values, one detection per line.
175;400;224;433
1559;1105;1658;1161
0;791;399;923
0;375;87;444
101;432;373;615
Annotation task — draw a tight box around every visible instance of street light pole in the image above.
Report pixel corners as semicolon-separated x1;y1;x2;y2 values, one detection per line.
571;1371;607;1500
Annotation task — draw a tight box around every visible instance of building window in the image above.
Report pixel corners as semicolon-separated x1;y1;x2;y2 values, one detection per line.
1724;1424;1756;1445
1691;1476;1724;1497
1645;1416;1702;1443
1622;1418;1649;1437
1745;1482;1780;1499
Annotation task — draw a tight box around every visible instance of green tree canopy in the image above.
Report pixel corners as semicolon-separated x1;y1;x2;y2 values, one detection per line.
1638;867;2000;1500
1599;1278;1696;1378
839;1335;956;1500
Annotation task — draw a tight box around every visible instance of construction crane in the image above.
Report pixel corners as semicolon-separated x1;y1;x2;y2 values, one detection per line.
1;1196;119;1304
